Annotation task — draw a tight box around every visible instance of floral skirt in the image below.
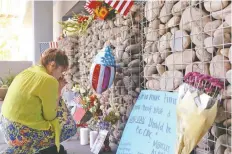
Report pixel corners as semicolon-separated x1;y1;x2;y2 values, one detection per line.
0;99;77;154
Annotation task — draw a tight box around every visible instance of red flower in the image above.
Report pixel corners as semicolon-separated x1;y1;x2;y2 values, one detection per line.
90;94;97;102
88;1;102;9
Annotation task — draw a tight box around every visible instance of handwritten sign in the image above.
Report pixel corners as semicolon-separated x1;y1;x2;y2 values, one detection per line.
117;90;178;154
91;130;108;154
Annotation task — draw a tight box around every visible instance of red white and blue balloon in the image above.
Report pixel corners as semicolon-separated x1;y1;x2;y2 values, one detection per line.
90;46;116;94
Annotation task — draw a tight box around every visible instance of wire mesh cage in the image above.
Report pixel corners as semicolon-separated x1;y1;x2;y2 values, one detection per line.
58;0;231;153
140;0;231;153
58;3;145;146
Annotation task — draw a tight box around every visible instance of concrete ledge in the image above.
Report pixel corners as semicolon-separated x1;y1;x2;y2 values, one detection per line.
0;61;32;78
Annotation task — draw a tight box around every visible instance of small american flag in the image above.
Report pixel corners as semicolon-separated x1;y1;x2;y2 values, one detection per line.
84;0;94;14
39;42;58;55
74;93;83;104
84;0;134;16
104;0;134;16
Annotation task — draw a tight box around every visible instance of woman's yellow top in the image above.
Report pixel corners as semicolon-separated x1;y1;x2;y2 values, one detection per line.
1;65;61;151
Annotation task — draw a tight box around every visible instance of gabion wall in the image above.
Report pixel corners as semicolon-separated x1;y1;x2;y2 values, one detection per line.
142;1;231;154
59;0;231;153
59;3;143;150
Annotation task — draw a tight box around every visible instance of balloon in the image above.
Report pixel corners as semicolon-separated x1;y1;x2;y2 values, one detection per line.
90;46;116;94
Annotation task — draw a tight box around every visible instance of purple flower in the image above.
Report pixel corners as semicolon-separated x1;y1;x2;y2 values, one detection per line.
99;121;110;130
184;72;224;97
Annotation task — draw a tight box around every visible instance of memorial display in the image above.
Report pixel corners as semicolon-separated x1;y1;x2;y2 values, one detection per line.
57;0;231;153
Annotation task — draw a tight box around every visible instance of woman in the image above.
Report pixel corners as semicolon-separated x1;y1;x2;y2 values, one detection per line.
0;48;77;154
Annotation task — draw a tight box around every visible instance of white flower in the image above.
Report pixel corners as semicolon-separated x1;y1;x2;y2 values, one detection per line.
85;97;90;102
89;108;93;113
115;112;120;117
94;100;98;106
80;88;86;94
100;105;104;110
72;87;78;92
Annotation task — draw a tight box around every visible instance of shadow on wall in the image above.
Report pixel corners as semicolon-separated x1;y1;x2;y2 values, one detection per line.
0;61;32;78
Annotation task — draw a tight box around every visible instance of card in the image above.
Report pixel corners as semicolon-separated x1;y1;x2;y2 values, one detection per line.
73;107;86;123
91;130;108;154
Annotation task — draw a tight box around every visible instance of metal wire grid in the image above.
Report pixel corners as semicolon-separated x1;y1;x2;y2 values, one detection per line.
75;10;144;145
77;9;144;107
140;0;231;153
70;0;231;152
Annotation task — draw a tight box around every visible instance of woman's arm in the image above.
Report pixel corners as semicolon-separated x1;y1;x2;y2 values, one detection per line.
56;77;66;106
58;77;67;97
39;78;59;121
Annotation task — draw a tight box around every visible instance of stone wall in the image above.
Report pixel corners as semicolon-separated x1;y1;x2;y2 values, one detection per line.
143;1;231;154
59;0;231;153
59;3;143;151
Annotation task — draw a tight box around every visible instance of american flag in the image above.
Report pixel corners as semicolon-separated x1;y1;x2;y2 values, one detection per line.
84;0;134;16
104;0;134;16
39;42;58;55
84;0;94;14
90;63;115;94
74;93;83;104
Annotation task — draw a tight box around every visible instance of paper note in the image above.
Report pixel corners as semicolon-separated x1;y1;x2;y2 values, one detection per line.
91;130;108;154
117;90;178;154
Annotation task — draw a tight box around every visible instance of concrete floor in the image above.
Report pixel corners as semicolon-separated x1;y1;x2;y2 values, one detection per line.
0;102;114;154
0;136;114;154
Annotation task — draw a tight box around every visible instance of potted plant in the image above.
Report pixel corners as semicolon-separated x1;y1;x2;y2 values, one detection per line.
0;74;15;101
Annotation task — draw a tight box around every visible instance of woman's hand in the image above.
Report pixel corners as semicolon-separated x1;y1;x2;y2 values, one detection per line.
58;77;67;97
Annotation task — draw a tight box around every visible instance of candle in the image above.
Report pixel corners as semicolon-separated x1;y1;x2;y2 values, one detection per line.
90;131;98;148
80;128;89;145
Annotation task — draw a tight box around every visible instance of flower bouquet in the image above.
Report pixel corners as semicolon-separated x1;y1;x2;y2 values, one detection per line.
58;13;94;36
84;0;116;20
72;84;100;123
176;72;224;154
95;110;120;152
70;84;101;139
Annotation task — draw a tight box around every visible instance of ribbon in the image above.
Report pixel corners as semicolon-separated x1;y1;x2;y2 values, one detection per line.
77;123;88;128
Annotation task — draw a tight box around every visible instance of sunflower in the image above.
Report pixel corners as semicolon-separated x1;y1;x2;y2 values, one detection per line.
98;7;109;20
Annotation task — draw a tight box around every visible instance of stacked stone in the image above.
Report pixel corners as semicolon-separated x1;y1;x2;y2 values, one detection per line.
143;1;231;153
58;36;80;89
64;3;144;151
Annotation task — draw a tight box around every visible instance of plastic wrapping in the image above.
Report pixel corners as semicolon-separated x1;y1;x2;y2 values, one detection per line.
175;72;224;154
176;84;218;154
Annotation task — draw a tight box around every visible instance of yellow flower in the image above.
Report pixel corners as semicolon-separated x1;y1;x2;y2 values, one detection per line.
98;7;109;19
80;100;86;105
100;105;104;110
94;7;100;17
